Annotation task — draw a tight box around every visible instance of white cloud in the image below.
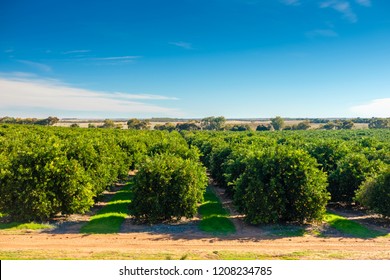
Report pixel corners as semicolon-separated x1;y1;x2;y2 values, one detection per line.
86;56;142;65
169;41;193;50
320;1;357;23
306;29;339;38
62;50;91;54
281;0;301;6
93;56;141;61
17;60;52;72
0;75;182;118
350;98;390;117
355;0;371;7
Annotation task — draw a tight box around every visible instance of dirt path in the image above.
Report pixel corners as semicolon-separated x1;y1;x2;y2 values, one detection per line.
1;184;389;259
0;232;389;259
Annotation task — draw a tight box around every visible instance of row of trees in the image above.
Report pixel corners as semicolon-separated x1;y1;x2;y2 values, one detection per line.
0;116;59;126
134;116;390;132
184;129;390;222
3;116;388;131
0;125;207;222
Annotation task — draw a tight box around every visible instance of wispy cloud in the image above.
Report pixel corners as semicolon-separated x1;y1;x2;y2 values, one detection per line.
0;75;181;118
169;41;193;50
4;49;14;53
17;60;52;72
93;56;141;61
62;50;91;55
355;0;371;7
281;0;301;6
350;98;390;118
87;55;142;65
320;1;357;23
306;29;339;38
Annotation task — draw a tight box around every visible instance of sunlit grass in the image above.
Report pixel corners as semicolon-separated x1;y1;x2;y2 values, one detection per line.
0;249;381;260
0;222;53;231
324;212;386;239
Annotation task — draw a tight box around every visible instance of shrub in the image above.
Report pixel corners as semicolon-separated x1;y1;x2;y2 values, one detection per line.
328;154;384;202
234;146;329;224
355;168;390;217
130;154;207;223
0;138;94;221
209;144;232;188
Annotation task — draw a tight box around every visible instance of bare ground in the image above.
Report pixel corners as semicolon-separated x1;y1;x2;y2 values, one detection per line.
1;185;389;260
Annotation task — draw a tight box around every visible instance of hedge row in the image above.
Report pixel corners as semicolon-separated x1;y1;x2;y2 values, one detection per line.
0;125;206;221
184;129;390;222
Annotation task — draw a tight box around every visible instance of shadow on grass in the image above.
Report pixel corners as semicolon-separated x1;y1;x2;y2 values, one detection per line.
199;216;235;234
80;215;127;234
80;182;133;234
263;224;307;237
198;187;235;235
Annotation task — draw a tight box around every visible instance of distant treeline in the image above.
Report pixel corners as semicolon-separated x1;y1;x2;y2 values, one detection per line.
0;116;59;126
310;118;375;124
1;116;389;130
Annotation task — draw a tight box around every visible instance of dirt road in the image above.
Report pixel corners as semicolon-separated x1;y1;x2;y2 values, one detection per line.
1;232;389;259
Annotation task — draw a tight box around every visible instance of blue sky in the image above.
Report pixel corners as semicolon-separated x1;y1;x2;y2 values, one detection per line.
1;0;389;118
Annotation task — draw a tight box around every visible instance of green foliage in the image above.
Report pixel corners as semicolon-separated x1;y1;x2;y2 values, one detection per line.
322;122;336;130
201;116;226;130
228;124;251;131
154;122;176;131
321;120;354;130
296;121;311;130
256;124;271;131
355;168;390;217
127;118;150;130
0;136;95;221
209;144;232;188
234;146;329;224
175;122;200;131
306;140;350;173
270;116;284;131
369;118;389;129
328;153;384;202
0;125;194;222
130;154;207;223
101;119;116;128
0;116;59;126
339;120;354;129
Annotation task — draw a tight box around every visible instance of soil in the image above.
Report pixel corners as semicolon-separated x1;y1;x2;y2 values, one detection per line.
1;185;389;259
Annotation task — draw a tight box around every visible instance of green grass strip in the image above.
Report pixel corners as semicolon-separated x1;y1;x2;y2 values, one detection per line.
80;183;133;234
0;222;53;231
198;187;235;235
324;212;387;239
264;224;307;237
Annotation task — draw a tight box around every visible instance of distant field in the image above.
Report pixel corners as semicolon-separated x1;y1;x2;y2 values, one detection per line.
54;119;369;130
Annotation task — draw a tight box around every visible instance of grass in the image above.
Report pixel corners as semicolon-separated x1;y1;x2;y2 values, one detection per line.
324;212;387;239
264;224;307;237
0;222;53;231
80;182;133;234
0;249;381;260
198;187;235;235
